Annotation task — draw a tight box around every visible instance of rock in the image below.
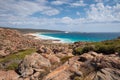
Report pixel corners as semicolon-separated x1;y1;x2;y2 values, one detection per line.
42;53;60;64
18;53;51;77
0;70;20;80
43;63;69;80
78;52;94;62
0;50;7;57
74;71;83;76
50;71;72;80
0;28;42;56
37;46;52;54
94;68;120;80
76;52;120;80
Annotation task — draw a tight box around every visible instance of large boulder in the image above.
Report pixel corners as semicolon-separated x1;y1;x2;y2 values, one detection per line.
18;53;51;78
42;53;60;64
37;46;52;54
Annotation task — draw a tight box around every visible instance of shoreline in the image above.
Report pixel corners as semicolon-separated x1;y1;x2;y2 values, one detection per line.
25;33;69;43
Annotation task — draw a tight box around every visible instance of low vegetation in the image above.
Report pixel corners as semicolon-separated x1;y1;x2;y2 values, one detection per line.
60;56;73;64
0;48;36;70
73;39;120;55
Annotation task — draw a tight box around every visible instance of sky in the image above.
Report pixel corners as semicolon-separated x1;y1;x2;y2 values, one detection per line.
0;0;120;32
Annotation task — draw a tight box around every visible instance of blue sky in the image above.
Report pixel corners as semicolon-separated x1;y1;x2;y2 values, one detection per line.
0;0;120;32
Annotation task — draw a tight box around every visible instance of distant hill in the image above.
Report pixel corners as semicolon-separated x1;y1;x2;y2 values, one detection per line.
0;27;64;33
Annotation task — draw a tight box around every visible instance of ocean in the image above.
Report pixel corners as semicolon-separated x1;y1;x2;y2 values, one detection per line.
38;32;120;43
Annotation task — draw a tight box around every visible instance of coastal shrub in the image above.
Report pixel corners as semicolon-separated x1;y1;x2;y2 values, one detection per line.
73;39;120;55
73;45;95;55
73;47;83;55
82;45;95;53
96;45;115;54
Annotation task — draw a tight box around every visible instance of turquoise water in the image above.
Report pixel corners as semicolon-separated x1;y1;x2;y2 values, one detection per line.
39;32;120;43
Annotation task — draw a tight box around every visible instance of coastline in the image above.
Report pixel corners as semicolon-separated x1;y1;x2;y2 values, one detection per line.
25;32;120;43
25;33;68;43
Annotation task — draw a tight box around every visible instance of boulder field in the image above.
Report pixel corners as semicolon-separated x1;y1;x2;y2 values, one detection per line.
0;28;120;80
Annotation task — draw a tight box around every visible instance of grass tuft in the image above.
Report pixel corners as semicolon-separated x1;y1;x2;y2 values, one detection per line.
0;48;36;70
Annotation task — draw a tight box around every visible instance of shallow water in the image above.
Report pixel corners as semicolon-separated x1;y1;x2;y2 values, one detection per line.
38;32;120;43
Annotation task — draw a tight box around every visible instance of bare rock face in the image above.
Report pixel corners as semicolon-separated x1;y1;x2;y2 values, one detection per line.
42;53;60;64
0;70;20;80
16;51;120;80
45;51;120;80
94;68;120;80
37;46;53;54
0;28;41;56
75;52;120;80
18;53;51;78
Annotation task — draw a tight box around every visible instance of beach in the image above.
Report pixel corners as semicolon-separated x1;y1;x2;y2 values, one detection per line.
25;33;65;43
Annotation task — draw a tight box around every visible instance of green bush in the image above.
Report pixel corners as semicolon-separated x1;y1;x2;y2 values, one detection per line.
73;45;95;55
82;45;95;53
73;47;83;55
96;45;115;54
73;39;120;55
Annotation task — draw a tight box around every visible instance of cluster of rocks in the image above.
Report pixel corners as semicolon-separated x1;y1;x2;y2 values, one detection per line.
0;28;71;57
0;28;43;57
0;51;119;80
41;51;120;80
0;28;120;80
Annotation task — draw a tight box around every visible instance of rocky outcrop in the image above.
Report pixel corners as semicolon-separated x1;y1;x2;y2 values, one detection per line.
42;53;60;64
43;63;70;80
18;53;51;78
43;51;120;80
0;28;41;57
16;51;120;80
0;28;120;80
72;52;120;80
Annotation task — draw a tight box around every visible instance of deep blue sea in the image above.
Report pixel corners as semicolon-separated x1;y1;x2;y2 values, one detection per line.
39;32;120;43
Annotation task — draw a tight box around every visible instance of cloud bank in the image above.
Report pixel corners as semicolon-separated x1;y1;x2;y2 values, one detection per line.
0;0;120;32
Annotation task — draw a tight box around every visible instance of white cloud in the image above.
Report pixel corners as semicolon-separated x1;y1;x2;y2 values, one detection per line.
0;0;59;16
70;0;87;7
51;0;87;7
41;7;60;16
51;1;66;5
87;3;120;22
94;0;111;3
0;0;120;32
61;17;73;24
95;0;104;3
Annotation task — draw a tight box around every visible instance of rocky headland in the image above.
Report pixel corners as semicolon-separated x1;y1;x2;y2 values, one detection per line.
0;28;120;80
